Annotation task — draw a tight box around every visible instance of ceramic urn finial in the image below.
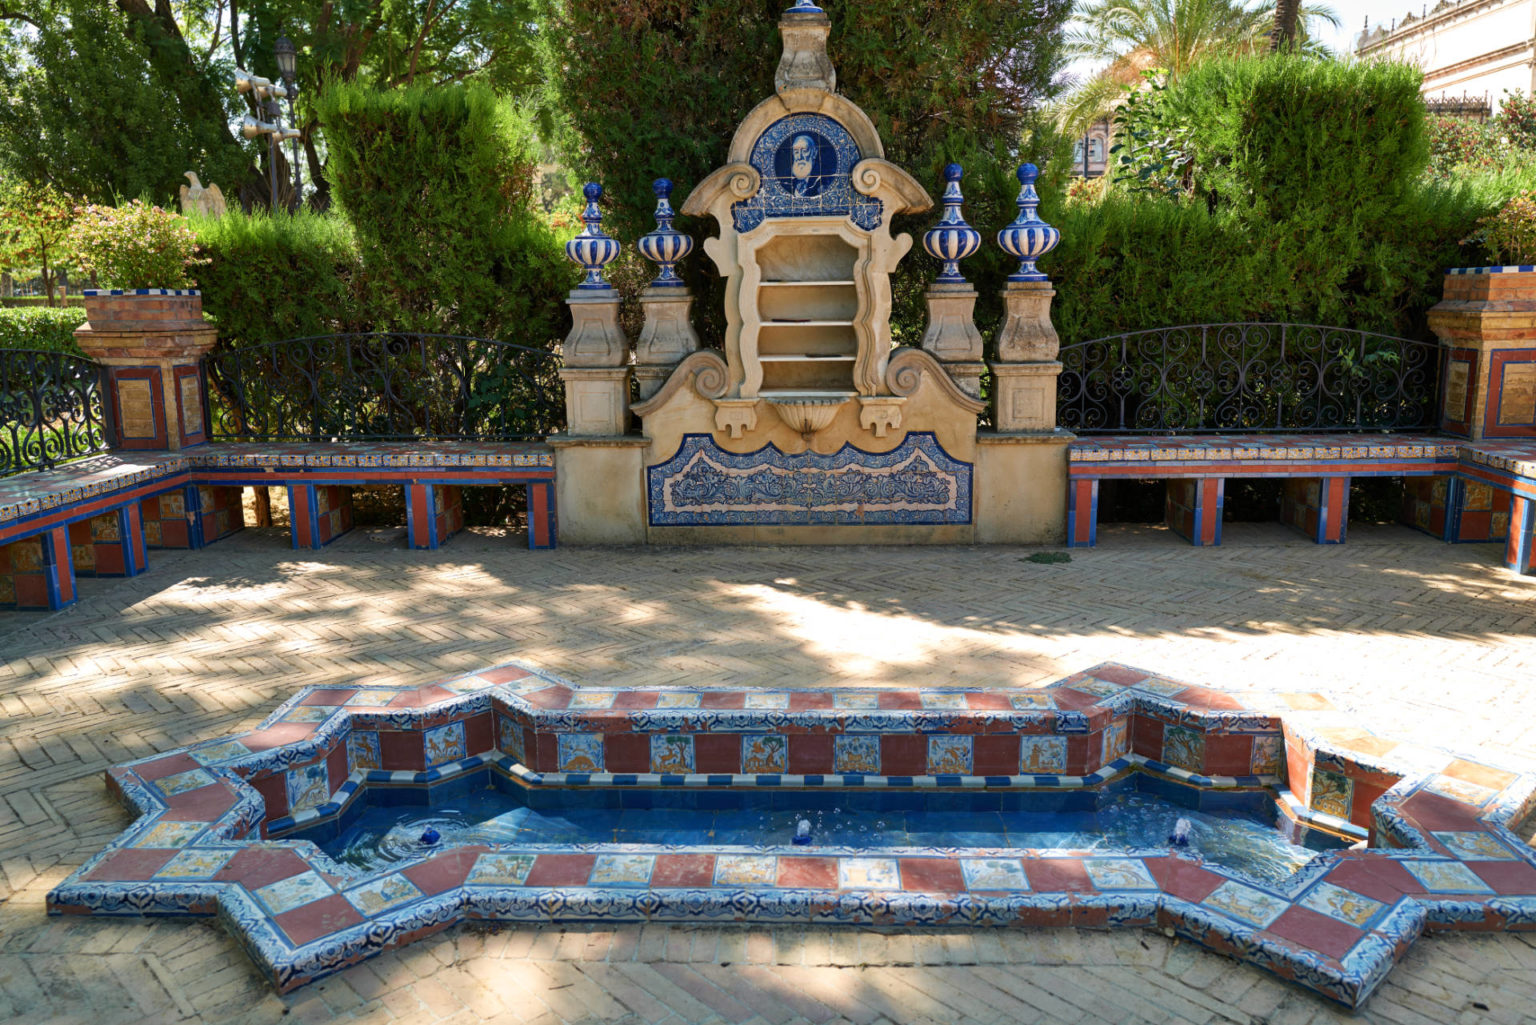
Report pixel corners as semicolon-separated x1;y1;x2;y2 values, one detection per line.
996;163;1060;283
922;163;983;285
637;178;693;288
565;182;620;290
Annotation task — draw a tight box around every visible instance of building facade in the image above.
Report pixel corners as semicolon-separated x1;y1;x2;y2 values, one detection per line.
1356;0;1536;115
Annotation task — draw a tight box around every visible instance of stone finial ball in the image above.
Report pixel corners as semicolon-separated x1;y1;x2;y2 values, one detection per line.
943;163;964;182
653;178;673;198
583;181;603;201
1016;163;1039;184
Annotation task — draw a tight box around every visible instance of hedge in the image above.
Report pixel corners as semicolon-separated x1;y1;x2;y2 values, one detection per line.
0;307;87;354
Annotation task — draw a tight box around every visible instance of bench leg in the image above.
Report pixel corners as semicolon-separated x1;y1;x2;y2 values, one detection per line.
3;527;77;610
1401;475;1456;541
1066;479;1098;548
1167;478;1223;546
1507;495;1535;574
406;483;437;550
121;503;148;575
1281;476;1349;544
526;482;556;550
1448;477;1512;543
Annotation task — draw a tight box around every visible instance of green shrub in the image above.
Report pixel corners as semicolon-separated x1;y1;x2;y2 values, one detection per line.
1428;116;1504;175
1496;90;1536;151
190;210;363;348
67;200;200;289
0;306;87;353
1475;191;1536;265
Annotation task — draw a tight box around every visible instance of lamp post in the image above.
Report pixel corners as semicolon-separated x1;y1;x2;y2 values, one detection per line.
273;35;301;211
236;67;301;211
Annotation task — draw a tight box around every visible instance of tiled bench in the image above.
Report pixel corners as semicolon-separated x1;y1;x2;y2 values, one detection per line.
0;442;557;610
1066;434;1528;553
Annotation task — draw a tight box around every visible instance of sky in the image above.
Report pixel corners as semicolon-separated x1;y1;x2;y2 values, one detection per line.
1321;0;1410;55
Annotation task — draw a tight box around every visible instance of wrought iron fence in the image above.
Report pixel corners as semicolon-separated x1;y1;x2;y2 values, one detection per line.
1;348;107;477
202;333;565;442
1056;323;1440;434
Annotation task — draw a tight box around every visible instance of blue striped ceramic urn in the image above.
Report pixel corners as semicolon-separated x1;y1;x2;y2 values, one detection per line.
922;163;982;284
996;163;1060;283
637;178;693;288
566;182;621;289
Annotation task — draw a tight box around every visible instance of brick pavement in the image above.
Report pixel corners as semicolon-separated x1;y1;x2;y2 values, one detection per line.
3;521;1536;1024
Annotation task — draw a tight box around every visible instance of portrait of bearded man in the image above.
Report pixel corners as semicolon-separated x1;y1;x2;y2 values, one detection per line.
788;133;822;197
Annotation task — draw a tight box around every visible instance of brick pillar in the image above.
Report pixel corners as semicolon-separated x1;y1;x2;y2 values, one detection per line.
1428;268;1536;440
1166;478;1224;546
1280;477;1349;544
1507;495;1536;575
73;290;217;451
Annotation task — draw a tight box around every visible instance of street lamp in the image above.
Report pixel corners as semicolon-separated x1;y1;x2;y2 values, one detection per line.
273;35;302;211
235;68;301;211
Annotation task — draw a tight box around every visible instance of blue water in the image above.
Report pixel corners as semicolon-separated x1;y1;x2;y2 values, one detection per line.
299;773;1347;886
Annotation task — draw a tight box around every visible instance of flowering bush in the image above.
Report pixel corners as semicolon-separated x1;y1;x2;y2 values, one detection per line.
1472;191;1536;265
1426;116;1503;176
1497;90;1536;151
67;200;199;289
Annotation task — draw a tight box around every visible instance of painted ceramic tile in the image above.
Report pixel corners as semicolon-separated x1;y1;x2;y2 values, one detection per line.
283;706;335;723
834;736;881;774
1019;736;1067;774
833;692;879;709
347;730;382;772
1101;720;1130;763
345;873;424;915
568;691;617;709
154;848;236;879
1202;881;1289;928
1424;775;1498;807
591;854;655;886
1310;768;1354;818
744;693;789;710
345;689;397;707
1009;693;1054;709
1402;860;1495;894
189;740;253;766
89;514;121;541
557;734;605;772
497;716;526;763
1162;725;1205;773
715;855;778;887
160;492;185;517
255;871;333;915
1132;677;1189;697
1299;881;1385;928
1063;678;1121;698
1250;734;1284;776
839;857;900;891
919;693;967;710
132;821;205;848
1083;859;1158;890
650;735;695;773
142;520;161;546
441;676;493;694
156;768;215;797
1433;831;1518;861
466;853;536;886
927;735;972;774
741;735;788;773
655;692;701;709
424;721;467;768
961;858;1029;891
286;761;331;813
71;544;93;570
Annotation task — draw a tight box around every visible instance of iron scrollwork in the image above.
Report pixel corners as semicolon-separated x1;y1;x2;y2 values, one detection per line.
201;333;565;442
1056;323;1441;433
0;349;107;477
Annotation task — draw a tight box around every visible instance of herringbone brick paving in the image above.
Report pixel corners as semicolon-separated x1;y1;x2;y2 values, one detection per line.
3;521;1536;1024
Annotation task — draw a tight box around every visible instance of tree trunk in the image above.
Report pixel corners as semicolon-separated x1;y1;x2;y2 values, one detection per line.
1270;0;1300;50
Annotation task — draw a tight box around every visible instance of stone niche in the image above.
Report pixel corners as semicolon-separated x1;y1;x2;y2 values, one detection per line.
632;4;990;543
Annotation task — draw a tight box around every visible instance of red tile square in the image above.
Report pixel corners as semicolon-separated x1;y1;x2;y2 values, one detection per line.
325;744;348;792
1324;857;1425;901
1065;735;1095;775
1204;734;1254;777
163;783;239;822
777;857;838;889
788;735;834;774
465;712;493;756
1172;687;1245;711
84;848;175;881
1402;791;1483;832
1048;688;1100;712
693;734;740;774
133;753;202;781
275;894;364;945
876;691;922;711
1265;905;1361;962
880;735;926;775
215;847;311;890
973;735;1020;776
1469;860;1536;895
524;686;573;708
479;665;531;685
1349;782;1389;827
1092;665;1148;686
964;693;1013;710
652;854;715;887
525;854;596;886
251;773;288;821
417;685;456;704
532;733;559;773
604;733;649;774
1144;857;1224;902
301;689;356;706
243;723;319;752
789;692;834;710
403;848;486;894
612;691;658;709
1026;859;1093;892
700;692;745;710
898;858;965;893
379;730;426;772
93;546;126;575
1132;715;1164;760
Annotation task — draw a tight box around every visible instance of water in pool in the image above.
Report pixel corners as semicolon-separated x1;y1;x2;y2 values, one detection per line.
300;773;1348;886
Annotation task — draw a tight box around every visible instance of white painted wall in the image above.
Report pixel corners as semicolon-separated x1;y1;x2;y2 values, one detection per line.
1357;0;1536;113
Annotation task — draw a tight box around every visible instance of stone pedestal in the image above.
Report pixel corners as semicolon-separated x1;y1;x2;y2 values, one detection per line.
995;281;1059;363
562;290;628;368
547;435;648;544
1428;268;1536;440
974;431;1073;544
990;361;1062;432
560;367;632;436
919;283;986;398
73;289;217;451
635;289;700;400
